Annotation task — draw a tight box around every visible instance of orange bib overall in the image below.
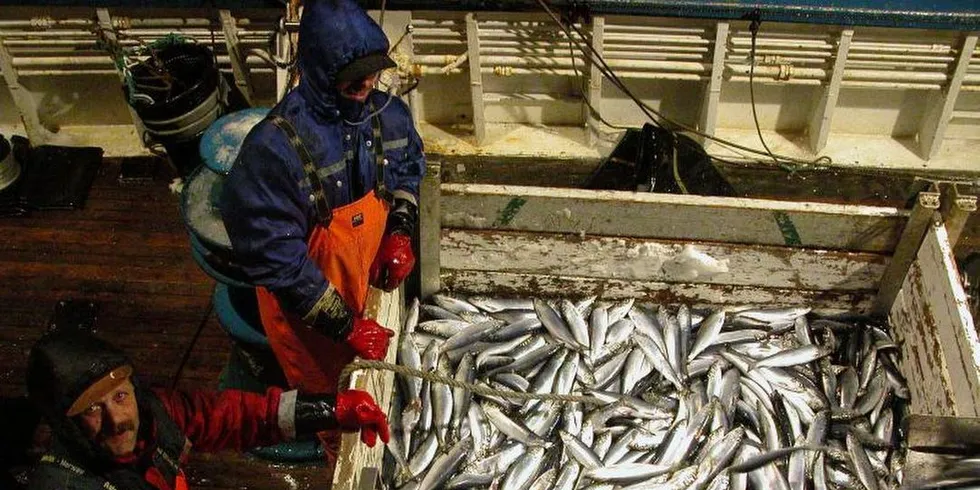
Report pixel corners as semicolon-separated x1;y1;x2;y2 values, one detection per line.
255;114;390;464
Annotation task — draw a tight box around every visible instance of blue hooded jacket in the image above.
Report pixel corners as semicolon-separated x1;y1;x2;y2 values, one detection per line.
220;0;425;317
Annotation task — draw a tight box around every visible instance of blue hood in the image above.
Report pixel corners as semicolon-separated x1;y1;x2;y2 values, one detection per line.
297;0;391;120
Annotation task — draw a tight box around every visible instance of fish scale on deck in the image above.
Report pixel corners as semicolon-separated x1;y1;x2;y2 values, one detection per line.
387;293;910;490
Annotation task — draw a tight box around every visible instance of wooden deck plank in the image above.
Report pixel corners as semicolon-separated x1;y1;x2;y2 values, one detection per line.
0;159;331;489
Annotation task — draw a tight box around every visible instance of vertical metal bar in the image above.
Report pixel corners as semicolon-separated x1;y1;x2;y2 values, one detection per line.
420;160;442;299
0;31;44;143
698;21;728;148
403;13;422;123
219;10;253;106
276;2;301;102
940;185;977;249
586;15;604;147
96;8;147;144
919;34;977;160
465;13;485;144
808;29;852;153
872;191;942;317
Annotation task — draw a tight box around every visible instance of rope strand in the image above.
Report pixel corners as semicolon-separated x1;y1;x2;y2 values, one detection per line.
340;359;604;406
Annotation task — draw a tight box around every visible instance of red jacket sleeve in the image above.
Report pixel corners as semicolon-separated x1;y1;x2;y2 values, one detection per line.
152;387;286;453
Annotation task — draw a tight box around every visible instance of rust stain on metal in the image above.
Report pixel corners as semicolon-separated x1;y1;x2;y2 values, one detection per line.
907;263;958;412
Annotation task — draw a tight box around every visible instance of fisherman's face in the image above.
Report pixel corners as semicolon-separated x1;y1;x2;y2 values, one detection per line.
75;378;140;459
336;72;381;103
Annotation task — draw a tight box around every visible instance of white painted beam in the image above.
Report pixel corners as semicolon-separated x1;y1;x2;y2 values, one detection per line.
698;21;728;148
0;31;44;143
940;184;978;249
219;10;254;106
889;221;980;417
919;34;978;160
808;29;852;153
420;161;442;298
95;8;147;146
465;13;486;145
441;183;908;253
442;229;887;291
872;191;942;316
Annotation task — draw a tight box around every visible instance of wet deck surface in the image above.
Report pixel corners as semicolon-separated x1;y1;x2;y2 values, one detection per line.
0;153;976;488
0;157;331;489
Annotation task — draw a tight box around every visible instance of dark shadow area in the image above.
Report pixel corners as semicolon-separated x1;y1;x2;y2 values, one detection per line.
586;124;736;197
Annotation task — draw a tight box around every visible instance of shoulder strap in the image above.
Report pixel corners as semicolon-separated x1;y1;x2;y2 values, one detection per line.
268;115;333;226
36;454;121;490
368;102;392;204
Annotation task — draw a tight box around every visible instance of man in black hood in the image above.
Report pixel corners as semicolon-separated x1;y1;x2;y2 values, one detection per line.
23;328;388;490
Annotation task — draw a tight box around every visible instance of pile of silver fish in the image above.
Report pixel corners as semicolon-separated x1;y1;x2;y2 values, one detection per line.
387;294;910;490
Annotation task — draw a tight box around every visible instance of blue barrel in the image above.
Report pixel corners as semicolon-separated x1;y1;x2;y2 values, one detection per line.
199;107;270;176
180;164;252;287
212;283;324;463
180;108;272;286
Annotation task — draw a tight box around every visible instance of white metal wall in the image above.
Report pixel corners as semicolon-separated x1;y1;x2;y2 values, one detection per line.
1;7;978;171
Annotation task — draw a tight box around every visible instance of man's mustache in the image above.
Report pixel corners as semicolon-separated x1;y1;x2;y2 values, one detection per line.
101;421;136;437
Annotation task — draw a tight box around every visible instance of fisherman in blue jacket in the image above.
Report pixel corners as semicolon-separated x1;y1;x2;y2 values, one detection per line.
219;0;424;462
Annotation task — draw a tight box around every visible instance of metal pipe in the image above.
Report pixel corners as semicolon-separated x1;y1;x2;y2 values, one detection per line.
844;60;952;70
116;28;273;37
0;17;255;29
848;43;957;54
471;46;706;61
726;63;952;83
848;53;956;62
416;38;713;56
18;67;274;76
727;48;832;58
0;18;93;29
121;18;253;28
724;77;933;90
414;54;709;73
11;54;272;67
729;37;832;49
414;64;704;80
603;25;709;35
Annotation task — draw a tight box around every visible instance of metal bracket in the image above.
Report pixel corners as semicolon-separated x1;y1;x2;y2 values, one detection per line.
939;183;978;250
219;10;254;106
420;161;442;299
872;189;942;317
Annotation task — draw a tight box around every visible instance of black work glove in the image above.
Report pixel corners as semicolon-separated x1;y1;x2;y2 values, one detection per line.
303;287;354;341
295;391;390;447
386;197;418;238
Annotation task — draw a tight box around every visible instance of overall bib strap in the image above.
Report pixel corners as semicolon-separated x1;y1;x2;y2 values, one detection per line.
269;115;334;227
369;102;393;204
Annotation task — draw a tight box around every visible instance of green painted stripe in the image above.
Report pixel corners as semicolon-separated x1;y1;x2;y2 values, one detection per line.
494;197;527;227
773;211;802;246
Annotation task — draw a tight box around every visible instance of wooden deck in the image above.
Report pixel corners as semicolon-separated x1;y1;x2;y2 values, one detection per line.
0;157;332;489
0;152;977;489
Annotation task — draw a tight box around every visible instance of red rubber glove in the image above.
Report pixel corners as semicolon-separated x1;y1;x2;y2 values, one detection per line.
335;390;390;447
346;317;394;360
370;232;416;292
